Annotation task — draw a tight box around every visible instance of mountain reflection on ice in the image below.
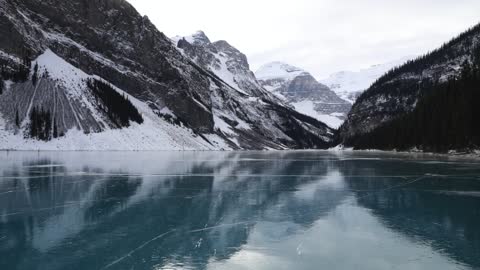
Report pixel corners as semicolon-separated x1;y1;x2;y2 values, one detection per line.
0;151;479;270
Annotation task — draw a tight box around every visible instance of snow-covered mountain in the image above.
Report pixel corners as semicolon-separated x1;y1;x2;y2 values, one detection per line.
173;31;274;99
0;0;334;150
256;62;351;129
340;23;480;143
320;56;414;104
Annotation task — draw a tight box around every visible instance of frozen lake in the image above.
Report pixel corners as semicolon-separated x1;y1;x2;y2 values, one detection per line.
0;151;479;270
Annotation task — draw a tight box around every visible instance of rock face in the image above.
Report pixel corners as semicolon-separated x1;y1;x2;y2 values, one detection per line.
320;56;414;104
174;31;272;98
256;62;351;129
0;0;334;150
339;23;480;143
172;31;335;149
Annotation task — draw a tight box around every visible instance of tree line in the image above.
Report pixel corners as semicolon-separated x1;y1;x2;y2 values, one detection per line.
359;23;480;103
0;48;32;95
0;62;33;95
29;107;60;141
86;78;143;128
0;53;31;80
347;46;480;153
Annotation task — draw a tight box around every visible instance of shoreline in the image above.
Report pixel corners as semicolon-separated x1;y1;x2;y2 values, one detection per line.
0;148;479;160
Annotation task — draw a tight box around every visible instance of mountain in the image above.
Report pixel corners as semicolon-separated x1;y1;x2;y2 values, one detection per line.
0;0;334;150
339;23;480;152
173;31;274;98
320;56;414;104
256;62;351;129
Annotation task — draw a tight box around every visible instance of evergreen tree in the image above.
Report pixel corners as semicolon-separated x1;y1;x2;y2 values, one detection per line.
86;78;143;128
29;106;53;141
461;60;472;80
32;62;39;86
30;107;37;138
473;44;480;72
53;120;58;139
15;109;20;127
0;62;30;82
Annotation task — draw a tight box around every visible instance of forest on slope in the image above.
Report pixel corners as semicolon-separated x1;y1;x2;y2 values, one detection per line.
344;45;480;152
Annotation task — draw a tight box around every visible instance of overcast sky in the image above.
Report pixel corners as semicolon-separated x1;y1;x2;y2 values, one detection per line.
127;0;480;79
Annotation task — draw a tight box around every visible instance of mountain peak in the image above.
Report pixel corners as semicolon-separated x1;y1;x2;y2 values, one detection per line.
173;31;272;97
183;30;210;45
255;61;351;129
190;30;210;43
172;30;211;46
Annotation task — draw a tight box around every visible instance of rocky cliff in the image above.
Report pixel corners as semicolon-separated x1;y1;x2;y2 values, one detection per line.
0;0;334;150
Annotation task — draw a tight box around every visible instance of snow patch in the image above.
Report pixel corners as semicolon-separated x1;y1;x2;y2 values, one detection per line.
0;49;233;151
214;115;233;135
292;101;344;129
34;49;89;97
212;53;248;95
255;62;308;81
321;56;415;103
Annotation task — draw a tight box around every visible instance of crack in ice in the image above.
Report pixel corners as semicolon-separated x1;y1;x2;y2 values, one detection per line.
101;229;176;269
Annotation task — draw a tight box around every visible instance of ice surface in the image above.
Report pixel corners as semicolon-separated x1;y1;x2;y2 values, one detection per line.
0;151;479;270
